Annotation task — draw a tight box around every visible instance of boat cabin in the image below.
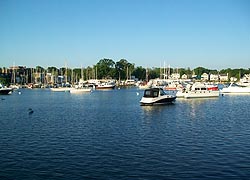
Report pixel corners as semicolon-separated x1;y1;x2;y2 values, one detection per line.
143;88;165;98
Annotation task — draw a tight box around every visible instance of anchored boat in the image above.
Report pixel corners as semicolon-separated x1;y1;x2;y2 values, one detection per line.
140;88;176;106
176;82;220;98
0;84;13;95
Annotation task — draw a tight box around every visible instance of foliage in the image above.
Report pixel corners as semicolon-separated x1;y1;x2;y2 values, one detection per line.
96;58;115;79
0;61;250;84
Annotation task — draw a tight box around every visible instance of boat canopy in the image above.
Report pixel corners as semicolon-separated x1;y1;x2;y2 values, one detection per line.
143;88;165;98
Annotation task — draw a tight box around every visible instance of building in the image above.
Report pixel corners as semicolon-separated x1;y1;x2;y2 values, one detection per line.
171;73;180;80
201;73;209;81
210;74;219;81
181;74;188;79
219;73;229;82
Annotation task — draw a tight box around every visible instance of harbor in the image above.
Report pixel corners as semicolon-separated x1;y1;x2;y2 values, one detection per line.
1;87;250;179
1;0;249;178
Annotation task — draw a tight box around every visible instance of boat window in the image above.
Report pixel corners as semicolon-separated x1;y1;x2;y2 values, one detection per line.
144;89;159;98
153;91;158;97
144;90;152;97
160;89;165;96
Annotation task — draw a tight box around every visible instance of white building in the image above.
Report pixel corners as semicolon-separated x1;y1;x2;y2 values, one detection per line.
210;74;219;81
219;73;228;82
171;73;180;80
181;74;188;79
201;73;209;81
230;77;237;82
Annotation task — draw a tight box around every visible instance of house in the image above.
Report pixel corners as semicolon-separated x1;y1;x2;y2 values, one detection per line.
201;73;209;81
210;74;219;81
181;74;188;79
219;73;228;82
171;73;180;80
230;77;237;82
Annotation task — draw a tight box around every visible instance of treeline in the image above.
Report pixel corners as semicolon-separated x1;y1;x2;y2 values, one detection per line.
1;58;250;83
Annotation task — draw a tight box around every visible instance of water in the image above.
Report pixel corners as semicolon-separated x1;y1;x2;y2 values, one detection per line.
0;88;250;180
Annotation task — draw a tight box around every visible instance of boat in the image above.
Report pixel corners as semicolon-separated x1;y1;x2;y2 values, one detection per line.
140;88;176;106
50;83;72;92
95;80;116;90
70;86;92;93
50;87;72;92
176;82;220;98
220;83;250;94
0;84;13;95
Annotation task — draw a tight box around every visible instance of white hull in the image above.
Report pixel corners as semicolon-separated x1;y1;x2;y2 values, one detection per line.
176;90;220;98
70;88;92;93
185;90;219;98
220;87;250;93
50;87;72;92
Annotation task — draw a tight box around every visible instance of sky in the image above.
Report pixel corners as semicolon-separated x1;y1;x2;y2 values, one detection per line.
0;0;249;70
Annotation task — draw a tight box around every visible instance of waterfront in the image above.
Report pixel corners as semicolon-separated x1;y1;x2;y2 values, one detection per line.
0;88;250;179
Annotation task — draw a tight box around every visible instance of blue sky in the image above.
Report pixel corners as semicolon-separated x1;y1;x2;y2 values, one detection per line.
0;0;249;69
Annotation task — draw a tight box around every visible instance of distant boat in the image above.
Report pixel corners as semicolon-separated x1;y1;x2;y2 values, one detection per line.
70;86;92;93
50;87;72;92
176;82;220;98
140;88;176;106
220;83;250;94
95;80;116;90
0;84;13;95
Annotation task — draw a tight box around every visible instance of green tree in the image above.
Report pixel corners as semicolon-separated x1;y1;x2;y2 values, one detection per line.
132;66;146;80
115;59;131;80
194;67;209;76
96;58;115;79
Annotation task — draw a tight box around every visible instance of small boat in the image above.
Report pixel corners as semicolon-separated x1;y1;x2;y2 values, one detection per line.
0;84;13;95
70;87;92;93
176;82;220;98
95;80;116;90
50;87;72;92
220;83;250;94
140;88;176;106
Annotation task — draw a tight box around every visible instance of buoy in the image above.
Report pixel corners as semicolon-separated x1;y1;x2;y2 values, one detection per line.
18;91;21;95
136;92;139;96
28;108;34;115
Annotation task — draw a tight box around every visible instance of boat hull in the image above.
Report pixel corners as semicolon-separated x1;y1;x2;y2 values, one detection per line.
140;95;176;106
70;88;92;93
0;88;13;95
184;91;220;98
95;85;115;90
220;87;250;93
50;87;72;92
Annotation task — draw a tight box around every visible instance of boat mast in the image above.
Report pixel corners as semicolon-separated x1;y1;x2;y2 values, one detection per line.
12;62;16;84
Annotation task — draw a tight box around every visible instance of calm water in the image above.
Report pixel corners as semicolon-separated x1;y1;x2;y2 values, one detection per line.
0;88;250;180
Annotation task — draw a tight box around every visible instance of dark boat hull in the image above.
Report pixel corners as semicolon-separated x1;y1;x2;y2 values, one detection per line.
0;89;12;95
140;96;176;106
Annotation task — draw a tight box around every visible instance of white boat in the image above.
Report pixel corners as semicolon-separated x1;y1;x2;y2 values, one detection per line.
140;88;176;106
50;87;72;92
220;83;250;94
176;82;220;98
70;87;92;93
95;80;116;90
0;84;13;95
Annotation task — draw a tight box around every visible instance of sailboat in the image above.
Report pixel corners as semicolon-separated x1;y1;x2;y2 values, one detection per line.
50;62;72;92
70;66;92;93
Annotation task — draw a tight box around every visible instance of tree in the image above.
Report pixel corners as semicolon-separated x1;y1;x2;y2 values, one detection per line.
132;66;146;80
194;67;209;77
96;58;115;79
115;59;130;80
